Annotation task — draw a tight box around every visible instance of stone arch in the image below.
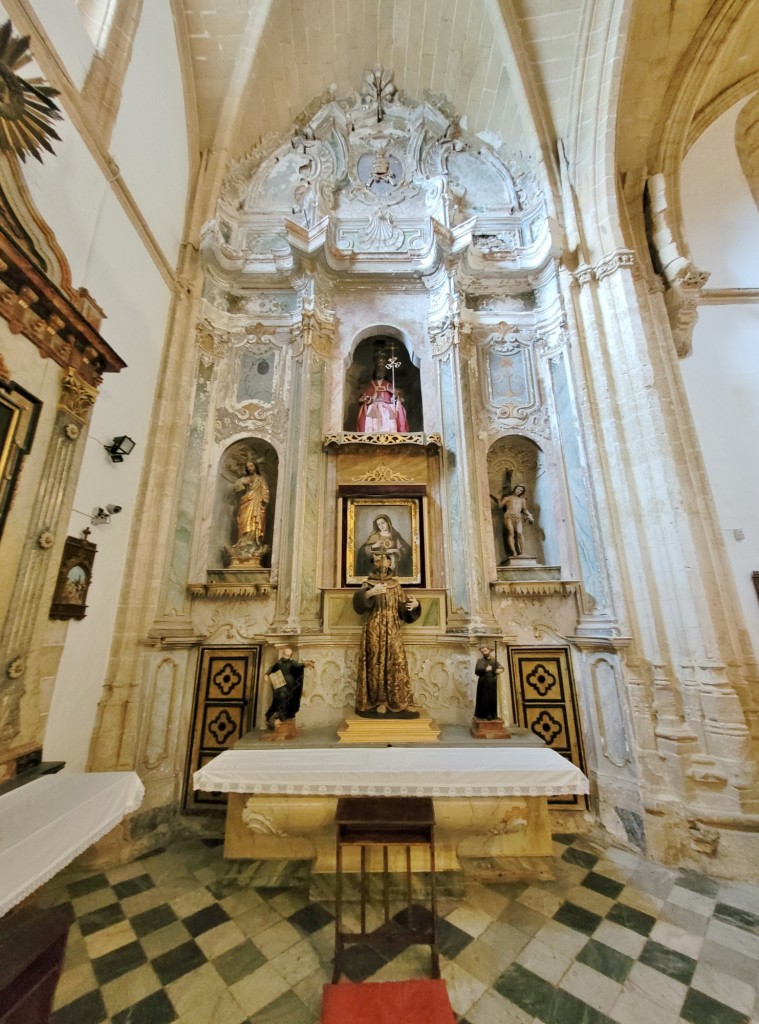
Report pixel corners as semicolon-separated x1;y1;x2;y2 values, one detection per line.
735;91;759;217
634;2;759;280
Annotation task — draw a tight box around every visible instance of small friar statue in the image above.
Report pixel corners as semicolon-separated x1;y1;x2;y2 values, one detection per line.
262;646;306;740
472;644;511;739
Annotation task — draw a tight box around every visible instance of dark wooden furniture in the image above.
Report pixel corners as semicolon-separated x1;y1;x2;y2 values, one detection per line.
332;796;439;982
0;905;73;1024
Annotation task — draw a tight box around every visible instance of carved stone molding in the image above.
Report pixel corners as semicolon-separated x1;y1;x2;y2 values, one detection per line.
187;583;275;599
349;463;414;483
491;580;579;597
663;266;711;358
0;228;123;387
644;172;711;357
59;368;98;423
595;248;636;282
323;432;442;450
573;249;637;287
207;74;549;287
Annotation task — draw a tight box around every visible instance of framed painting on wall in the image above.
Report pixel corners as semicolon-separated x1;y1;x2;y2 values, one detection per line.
344;496;423;586
0;378;41;542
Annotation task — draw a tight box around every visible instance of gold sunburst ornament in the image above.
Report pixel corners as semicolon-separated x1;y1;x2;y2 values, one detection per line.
0;20;61;162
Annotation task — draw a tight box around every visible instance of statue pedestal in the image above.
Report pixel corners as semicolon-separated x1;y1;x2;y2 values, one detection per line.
496;564;562;583
259;720;297;741
502;555;538;568
470;718;511;740
337;710;441;744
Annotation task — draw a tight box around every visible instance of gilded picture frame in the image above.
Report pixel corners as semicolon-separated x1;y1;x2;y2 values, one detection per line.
345;496;422;586
50;534;97;621
0;378;41;542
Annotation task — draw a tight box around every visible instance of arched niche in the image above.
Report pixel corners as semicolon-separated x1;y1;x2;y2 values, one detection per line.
487;435;559;566
343;329;422;432
210;438;279;570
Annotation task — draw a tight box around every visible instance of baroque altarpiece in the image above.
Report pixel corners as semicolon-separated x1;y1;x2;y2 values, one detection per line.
151;78;634;832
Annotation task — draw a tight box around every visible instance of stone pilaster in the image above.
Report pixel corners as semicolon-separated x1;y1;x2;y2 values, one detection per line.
568;246;759;864
271;309;331;634
0;368;95;749
433;319;499;635
161;328;221;621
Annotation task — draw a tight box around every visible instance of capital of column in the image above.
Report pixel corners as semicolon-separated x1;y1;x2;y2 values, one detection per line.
59;367;98;424
572;248;637;288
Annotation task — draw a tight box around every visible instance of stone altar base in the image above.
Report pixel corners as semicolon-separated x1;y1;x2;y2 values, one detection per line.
470;718;511;740
337;710;441;744
224;793;553;873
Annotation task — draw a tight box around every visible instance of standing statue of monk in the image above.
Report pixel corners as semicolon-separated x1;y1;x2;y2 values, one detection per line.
353;552;420;715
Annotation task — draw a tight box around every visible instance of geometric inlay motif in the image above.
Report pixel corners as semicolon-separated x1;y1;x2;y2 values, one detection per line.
525;663;558;698
212;662;242;696
530;709;563;745
207;708;237;745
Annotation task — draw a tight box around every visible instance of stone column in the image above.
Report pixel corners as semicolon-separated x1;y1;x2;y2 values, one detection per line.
568;247;759;862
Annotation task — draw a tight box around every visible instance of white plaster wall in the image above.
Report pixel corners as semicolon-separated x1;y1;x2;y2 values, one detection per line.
681;99;759;288
8;6;190;770
680;99;759;648
110;0;189;264
6;1;95;90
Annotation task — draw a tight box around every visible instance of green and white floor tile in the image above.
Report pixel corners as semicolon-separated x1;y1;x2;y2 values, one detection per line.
31;830;759;1023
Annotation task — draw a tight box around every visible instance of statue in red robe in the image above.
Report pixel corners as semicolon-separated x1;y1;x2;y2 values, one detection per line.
356;373;409;433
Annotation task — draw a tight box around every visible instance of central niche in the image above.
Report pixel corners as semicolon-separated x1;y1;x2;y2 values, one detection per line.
344;334;422;433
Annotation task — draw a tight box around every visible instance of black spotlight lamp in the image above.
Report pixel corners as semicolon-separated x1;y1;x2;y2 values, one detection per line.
104;435;136;463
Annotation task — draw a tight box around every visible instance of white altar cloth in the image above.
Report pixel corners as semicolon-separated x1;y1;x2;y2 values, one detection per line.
0;771;144;917
194;746;588;797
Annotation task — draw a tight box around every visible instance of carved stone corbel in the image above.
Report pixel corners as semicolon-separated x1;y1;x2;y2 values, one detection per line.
663;266;711;358
646;173;710;357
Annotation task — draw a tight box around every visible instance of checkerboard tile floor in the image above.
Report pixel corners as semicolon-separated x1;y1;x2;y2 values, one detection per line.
31;831;759;1023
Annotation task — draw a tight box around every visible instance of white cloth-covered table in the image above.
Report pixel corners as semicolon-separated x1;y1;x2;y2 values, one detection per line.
193;745;588;797
0;771;144;917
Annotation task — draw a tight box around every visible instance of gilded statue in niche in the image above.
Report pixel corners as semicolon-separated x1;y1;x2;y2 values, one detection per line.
224;456;270;568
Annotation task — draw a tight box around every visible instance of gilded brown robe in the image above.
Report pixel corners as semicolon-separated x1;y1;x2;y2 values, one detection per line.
353;570;420;712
